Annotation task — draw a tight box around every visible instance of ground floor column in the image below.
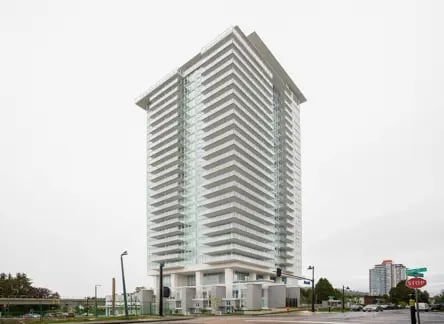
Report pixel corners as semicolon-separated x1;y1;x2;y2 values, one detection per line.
225;268;234;298
195;271;203;298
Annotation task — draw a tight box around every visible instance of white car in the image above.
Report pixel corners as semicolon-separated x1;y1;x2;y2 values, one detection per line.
363;304;383;312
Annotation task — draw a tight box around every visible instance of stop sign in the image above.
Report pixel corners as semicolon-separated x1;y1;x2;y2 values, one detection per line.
406;278;427;289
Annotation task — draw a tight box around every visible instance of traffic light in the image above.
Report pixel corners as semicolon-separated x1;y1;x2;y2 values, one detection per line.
163;286;171;298
277;268;282;277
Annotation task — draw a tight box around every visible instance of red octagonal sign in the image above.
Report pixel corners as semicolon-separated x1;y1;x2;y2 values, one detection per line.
406;278;427;289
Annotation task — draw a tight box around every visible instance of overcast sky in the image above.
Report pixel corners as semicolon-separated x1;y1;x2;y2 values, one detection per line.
1;0;443;298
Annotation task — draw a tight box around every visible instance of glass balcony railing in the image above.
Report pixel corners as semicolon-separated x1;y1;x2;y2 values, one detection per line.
202;233;272;250
150;218;184;231
201;243;273;259
203;223;273;242
203;253;273;268
150;235;184;247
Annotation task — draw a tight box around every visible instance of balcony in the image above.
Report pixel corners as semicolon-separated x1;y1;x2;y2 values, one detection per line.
150;235;184;247
202;233;272;250
150;121;178;142
150;165;180;183
231;67;271;114
204;127;272;167
151;200;182;215
202;66;234;96
150;150;179;169
202;243;273;259
151;253;185;263
150;226;183;239
203;223;273;242
202;213;272;234
150;210;183;224
203;154;273;189
202;191;273;217
151;244;184;254
151;192;182;208
150;112;178;135
149;79;178;106
202;89;235;116
150;131;179;152
231;78;271;124
150;139;180;159
204;140;272;176
232;52;272;99
232;33;272;78
201;41;234;74
150;218;184;231
203;254;273;268
203;169;272;201
203;181;272;208
150;183;179;202
150;95;179;124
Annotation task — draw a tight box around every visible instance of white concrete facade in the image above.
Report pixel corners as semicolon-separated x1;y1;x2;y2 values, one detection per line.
136;26;305;313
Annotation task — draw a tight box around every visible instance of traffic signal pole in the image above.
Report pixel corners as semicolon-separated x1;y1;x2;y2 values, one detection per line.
274;267;315;311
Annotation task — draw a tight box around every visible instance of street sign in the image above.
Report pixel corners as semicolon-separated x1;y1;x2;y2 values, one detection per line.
407;272;424;278
407;268;427;274
303;280;311;285
406;278;427;289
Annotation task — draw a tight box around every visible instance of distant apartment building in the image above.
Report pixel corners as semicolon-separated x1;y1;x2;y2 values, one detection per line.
135;26;305;313
369;260;407;296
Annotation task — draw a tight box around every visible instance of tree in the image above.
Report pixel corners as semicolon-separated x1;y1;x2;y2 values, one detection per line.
314;278;336;303
388;280;429;304
389;280;414;304
433;290;444;303
418;290;429;303
0;272;58;298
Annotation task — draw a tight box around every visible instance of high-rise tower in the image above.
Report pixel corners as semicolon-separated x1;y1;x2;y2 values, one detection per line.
136;26;306;312
369;260;407;296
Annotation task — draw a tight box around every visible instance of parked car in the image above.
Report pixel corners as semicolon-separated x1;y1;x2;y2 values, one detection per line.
349;304;363;311
417;303;430;312
363;304;383;312
387;303;399;310
430;303;444;311
23;313;41;318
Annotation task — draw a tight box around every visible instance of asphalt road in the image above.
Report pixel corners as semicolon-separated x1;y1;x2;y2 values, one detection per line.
154;310;444;324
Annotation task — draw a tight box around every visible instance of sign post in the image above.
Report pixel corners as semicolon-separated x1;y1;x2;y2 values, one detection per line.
406;267;427;324
416;289;420;324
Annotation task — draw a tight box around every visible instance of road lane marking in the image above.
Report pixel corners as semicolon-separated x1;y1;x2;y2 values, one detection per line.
244;320;364;324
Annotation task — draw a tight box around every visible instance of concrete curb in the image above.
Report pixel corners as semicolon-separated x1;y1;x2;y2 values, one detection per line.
52;317;194;324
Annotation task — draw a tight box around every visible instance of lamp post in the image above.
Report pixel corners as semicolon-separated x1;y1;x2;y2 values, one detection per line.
94;284;101;317
120;251;129;319
308;265;315;312
342;285;350;312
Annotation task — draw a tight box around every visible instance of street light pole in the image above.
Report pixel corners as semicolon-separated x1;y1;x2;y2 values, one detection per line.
342;285;350;312
120;251;129;319
308;265;315;312
94;284;101;317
